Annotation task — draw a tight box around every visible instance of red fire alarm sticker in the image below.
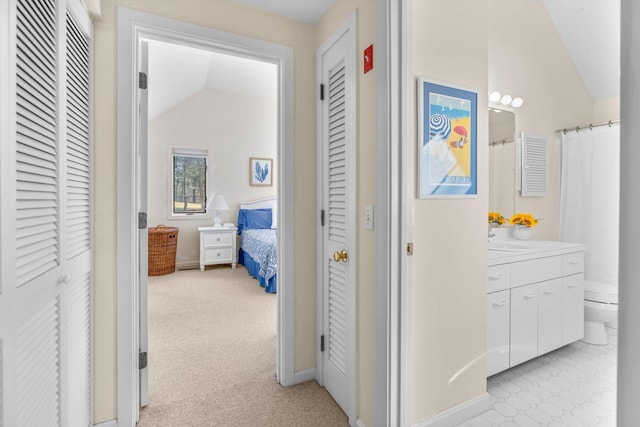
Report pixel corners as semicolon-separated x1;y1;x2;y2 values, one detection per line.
364;44;373;74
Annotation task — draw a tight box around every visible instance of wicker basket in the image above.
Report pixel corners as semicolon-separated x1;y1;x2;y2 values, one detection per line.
148;225;179;276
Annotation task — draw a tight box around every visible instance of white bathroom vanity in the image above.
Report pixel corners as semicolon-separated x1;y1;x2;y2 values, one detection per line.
487;240;586;377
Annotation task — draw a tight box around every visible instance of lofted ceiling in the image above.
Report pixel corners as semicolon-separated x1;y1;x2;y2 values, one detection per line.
538;0;620;100
147;40;277;121
147;1;620;122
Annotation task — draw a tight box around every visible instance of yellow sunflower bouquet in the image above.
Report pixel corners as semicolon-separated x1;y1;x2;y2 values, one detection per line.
508;213;539;228
488;212;506;226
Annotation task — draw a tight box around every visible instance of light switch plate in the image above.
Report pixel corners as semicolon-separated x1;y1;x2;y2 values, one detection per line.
364;205;374;230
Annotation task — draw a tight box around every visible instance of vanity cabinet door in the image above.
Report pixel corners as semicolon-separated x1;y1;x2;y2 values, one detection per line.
487;290;511;376
538;279;564;354
563;274;584;344
510;283;539;367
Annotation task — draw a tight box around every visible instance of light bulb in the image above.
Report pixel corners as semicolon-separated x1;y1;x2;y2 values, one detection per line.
500;94;512;105
511;97;524;108
488;91;501;103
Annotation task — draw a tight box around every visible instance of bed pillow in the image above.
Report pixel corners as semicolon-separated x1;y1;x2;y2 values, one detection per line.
237;208;272;234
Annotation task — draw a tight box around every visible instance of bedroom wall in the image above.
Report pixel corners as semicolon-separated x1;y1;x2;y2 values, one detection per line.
147;88;277;269
93;0;317;422
316;1;377;425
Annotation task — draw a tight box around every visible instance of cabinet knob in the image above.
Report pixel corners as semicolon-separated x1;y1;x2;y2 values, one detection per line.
488;274;503;280
524;293;537;299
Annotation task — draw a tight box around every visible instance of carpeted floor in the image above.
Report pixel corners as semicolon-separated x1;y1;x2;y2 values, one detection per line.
138;266;348;426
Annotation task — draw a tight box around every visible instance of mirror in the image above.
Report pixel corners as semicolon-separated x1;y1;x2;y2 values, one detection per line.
489;109;516;215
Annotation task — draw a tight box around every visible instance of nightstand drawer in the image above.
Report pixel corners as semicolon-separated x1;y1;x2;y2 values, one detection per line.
204;232;233;247
204;247;233;262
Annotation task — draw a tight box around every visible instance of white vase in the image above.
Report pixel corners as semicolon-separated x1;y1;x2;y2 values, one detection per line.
513;224;532;240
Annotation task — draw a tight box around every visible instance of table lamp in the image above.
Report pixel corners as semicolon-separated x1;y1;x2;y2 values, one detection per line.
207;193;229;227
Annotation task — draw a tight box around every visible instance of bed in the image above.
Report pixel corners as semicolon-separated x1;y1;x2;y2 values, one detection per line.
237;198;277;293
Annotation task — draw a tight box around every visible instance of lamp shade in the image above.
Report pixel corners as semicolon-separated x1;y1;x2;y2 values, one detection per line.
208;193;229;211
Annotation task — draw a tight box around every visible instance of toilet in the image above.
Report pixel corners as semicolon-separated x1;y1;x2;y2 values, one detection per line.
582;280;618;345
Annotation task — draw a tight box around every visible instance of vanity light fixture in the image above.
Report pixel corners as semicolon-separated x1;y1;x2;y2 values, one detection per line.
488;91;501;103
488;91;524;109
500;94;513;105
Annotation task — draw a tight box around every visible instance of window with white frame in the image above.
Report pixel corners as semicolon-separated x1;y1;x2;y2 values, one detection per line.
170;147;208;217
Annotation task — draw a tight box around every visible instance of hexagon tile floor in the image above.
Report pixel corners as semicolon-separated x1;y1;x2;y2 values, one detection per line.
459;328;617;427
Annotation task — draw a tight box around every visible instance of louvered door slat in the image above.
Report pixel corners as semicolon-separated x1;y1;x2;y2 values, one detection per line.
65;10;91;261
16;0;59;288
67;272;92;427
326;61;348;376
16;299;61;427
521;132;548;196
16;111;57;144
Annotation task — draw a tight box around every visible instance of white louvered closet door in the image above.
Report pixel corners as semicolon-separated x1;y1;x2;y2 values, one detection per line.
319;19;356;417
0;1;93;426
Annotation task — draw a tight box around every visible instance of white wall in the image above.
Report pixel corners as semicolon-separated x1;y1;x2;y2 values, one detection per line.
148;88;277;268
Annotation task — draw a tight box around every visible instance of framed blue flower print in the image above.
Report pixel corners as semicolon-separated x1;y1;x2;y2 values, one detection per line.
250;157;273;186
418;77;478;198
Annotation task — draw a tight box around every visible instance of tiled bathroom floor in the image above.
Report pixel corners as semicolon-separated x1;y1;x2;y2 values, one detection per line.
460;328;617;427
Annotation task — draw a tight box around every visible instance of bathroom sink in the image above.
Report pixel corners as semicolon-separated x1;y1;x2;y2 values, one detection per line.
488;241;534;251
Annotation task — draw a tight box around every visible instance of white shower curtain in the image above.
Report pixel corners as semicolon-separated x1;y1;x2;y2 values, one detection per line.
559;125;620;285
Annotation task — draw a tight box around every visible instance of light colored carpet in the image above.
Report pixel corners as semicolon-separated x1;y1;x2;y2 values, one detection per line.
138;266;348;427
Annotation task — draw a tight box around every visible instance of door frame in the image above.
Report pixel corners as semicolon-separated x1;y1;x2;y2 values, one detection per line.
316;11;358;424
116;8;295;426
374;0;410;425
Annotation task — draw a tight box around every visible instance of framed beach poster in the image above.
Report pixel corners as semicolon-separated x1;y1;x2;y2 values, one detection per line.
417;78;477;198
250;157;273;186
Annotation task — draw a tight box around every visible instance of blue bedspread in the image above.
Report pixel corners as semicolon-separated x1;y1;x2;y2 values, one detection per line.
239;229;277;292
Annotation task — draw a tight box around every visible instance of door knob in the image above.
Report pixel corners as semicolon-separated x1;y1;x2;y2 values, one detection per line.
333;250;348;262
58;274;71;285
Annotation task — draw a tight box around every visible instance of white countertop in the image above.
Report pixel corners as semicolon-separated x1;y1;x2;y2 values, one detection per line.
488;240;586;266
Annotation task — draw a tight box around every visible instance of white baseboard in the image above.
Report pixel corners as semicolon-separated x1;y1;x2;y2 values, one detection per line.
413;393;491;427
293;367;316;384
176;261;200;270
94;419;117;427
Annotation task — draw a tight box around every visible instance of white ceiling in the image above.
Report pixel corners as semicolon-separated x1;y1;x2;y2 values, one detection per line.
538;0;620;100
229;0;620;100
147;40;277;121
147;1;620;121
228;0;334;24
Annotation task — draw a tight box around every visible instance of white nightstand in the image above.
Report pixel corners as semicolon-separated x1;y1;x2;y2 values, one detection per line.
198;225;237;271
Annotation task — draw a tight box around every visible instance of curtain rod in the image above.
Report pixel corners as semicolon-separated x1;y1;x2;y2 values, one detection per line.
490;138;514;146
556;119;620;135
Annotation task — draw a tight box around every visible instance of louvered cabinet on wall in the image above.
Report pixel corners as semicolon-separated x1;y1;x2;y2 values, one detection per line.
0;1;93;426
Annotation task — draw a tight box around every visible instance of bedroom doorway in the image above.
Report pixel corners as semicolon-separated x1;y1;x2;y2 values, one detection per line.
142;39;281;408
116;9;296;425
